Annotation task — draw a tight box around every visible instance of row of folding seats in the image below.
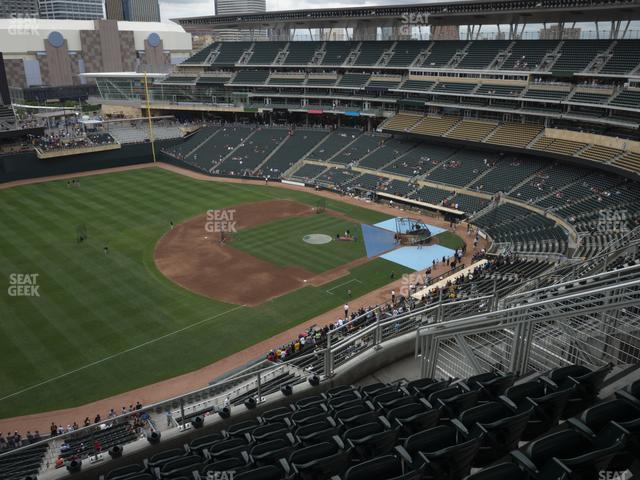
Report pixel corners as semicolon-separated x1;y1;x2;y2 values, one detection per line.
468;375;640;479
101;364;619;480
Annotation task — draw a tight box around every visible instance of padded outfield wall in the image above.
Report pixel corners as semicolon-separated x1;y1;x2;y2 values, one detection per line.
0;140;180;184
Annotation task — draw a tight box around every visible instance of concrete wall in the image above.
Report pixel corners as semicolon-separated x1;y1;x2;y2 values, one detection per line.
0;140;177;183
546;127;640;153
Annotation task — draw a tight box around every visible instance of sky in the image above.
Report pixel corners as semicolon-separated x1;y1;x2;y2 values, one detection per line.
158;0;431;22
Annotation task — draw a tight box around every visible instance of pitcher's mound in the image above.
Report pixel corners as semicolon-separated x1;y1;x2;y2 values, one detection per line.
303;234;332;245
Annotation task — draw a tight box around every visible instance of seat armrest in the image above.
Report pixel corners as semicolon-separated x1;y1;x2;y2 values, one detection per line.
538;376;558;390
566;376;582;388
379;415;392;429
399;386;412;397
500;396;519;411
394;445;413;464
333;435;345;450
616;390;640;409
279;458;291;476
567;417;596;438
450;418;470;436
510;450;539;474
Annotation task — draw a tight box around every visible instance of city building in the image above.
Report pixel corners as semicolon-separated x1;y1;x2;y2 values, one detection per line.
105;0;125;21
0;18;192;101
539;24;582;39
123;0;160;22
0;0;39;18
212;0;267;40
38;0;104;20
107;0;161;22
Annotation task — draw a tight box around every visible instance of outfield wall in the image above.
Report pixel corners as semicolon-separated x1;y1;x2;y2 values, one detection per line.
0;140;179;184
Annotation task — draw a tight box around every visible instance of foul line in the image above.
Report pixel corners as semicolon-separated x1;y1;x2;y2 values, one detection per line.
326;278;363;295
0;305;246;403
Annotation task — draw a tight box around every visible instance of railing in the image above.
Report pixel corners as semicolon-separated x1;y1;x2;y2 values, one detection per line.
502;261;640;309
416;274;640;379
3;258;639;476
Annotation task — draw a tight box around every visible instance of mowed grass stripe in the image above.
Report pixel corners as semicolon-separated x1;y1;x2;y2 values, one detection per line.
233;215;365;273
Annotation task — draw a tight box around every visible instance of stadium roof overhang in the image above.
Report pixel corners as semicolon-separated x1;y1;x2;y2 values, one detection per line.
175;0;640;33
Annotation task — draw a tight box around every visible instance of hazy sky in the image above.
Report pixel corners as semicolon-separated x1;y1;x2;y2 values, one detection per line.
159;0;431;21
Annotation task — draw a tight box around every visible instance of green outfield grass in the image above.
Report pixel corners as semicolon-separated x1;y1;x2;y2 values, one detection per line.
0;167;410;418
233;215;366;273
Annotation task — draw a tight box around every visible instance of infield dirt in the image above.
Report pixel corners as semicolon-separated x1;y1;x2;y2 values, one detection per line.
154;199;369;306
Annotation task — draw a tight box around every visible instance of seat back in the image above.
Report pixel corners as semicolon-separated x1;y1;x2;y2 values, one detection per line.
439;390;481;419
579;399;640;434
227;421;260;437
105;464;146;480
159;454;201;476
423;437;481;480
481;409;531;454
464;462;526;480
404;425;457;457
458;402;505;428
478;374;516;399
504;381;546;405
523;388;571;440
289;442;350;480
343;455;412;480
548;364;590;385
252;423;289;442
297;395;326;409
574;364;612;401
190;432;225;452
261;407;292;423
235;465;284;480
147;448;185;469
388;404;440;435
525;430;592;465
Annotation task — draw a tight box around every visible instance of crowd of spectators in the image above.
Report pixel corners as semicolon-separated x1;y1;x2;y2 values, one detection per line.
266;242;498;365
0;401;145;454
34;132;116;152
0;430;42;451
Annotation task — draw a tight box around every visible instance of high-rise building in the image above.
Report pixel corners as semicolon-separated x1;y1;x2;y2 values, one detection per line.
213;0;266;40
0;0;39;18
213;0;266;16
539;25;582;40
123;0;161;22
105;0;125;21
38;0;104;20
105;0;161;22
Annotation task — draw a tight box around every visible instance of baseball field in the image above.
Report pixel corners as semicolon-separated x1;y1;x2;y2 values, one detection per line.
0;167;416;418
